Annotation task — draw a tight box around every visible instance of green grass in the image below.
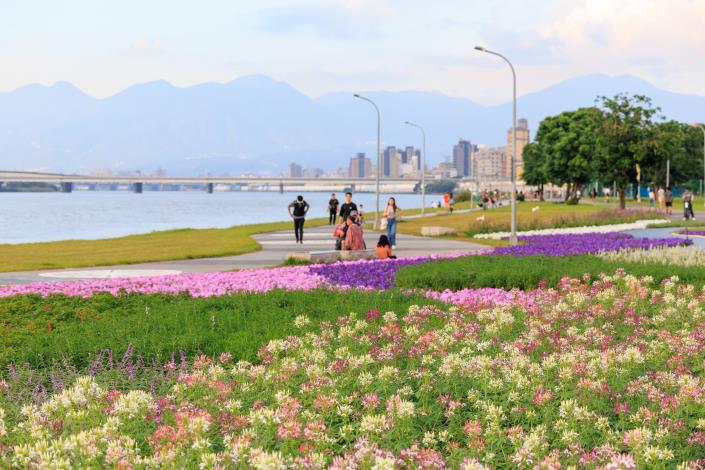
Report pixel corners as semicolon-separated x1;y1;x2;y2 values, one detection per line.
395;202;662;242
0;218;332;273
0;290;439;369
647;220;705;228
395;254;705;291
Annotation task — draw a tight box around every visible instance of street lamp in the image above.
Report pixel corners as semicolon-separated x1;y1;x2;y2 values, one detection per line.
354;93;381;230
691;123;705;202
474;45;518;246
404;120;426;215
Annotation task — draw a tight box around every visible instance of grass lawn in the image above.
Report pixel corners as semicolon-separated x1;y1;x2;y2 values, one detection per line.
0;218;331;273
395;201;660;242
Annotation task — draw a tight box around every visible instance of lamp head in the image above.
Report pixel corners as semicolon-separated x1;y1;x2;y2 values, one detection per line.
474;45;486;52
353;93;361;98
404;121;410;124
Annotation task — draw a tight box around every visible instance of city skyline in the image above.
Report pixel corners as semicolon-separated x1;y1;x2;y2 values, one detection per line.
1;1;704;105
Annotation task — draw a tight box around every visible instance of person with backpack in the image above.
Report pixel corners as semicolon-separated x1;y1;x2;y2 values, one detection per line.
287;195;309;244
683;186;695;221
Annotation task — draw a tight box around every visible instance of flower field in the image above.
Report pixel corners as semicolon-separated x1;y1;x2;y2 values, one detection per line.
2;229;705;468
3;272;705;468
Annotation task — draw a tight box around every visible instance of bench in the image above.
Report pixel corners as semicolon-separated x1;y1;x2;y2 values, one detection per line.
287;249;378;264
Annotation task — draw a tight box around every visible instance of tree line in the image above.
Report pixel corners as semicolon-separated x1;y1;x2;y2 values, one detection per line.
522;93;704;209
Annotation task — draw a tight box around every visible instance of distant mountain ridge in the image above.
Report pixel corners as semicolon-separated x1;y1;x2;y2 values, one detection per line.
1;74;703;175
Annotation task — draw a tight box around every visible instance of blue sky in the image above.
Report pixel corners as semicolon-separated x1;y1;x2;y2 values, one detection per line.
1;0;704;104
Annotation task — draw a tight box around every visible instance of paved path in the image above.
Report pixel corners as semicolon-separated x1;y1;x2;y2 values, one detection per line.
0;225;486;285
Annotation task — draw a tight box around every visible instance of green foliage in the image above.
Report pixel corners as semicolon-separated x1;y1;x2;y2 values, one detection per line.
395;254;705;291
0;290;439;369
425;179;457;194
593;94;661;208
642;121;704;187
453;190;472;203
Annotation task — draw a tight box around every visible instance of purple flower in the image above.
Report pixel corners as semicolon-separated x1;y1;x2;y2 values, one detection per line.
490;233;690;257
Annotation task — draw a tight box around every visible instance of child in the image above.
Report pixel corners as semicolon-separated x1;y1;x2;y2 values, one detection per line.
375;235;396;260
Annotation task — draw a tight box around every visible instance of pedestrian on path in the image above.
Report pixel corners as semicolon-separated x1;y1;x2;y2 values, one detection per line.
648;188;655;210
327;193;339;225
288;195;309;244
338;191;358;223
657;187;665;210
665;187;674;215
683;186;695;221
448;193;455;214
382;197;401;248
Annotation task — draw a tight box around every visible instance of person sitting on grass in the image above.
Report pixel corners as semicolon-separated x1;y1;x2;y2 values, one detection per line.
375;234;396;260
344;215;366;250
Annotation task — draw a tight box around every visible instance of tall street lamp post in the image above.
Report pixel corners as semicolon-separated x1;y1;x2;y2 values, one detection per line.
354;94;381;229
474;45;518;246
691;123;705;201
404;121;426;215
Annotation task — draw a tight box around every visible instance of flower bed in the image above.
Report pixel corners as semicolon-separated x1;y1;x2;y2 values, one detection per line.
491;232;690;257
0;253;478;298
3;272;705;468
599;245;705;267
674;229;705;237
474;219;669;239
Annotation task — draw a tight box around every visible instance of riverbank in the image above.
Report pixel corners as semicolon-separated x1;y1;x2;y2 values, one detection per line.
0;204;463;273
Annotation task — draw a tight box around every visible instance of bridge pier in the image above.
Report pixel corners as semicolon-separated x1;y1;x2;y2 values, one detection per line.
279;182;284;193
60;182;73;193
206;182;214;194
133;182;143;194
350;183;356;193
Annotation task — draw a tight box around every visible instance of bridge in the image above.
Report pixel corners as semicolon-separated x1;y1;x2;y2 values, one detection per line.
0;170;423;193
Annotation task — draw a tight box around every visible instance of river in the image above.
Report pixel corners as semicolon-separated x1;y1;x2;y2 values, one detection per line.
0;191;433;244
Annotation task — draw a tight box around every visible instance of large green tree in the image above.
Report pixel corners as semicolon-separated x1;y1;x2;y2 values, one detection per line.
593;94;660;209
521;142;548;201
641;121;704;188
523;108;600;201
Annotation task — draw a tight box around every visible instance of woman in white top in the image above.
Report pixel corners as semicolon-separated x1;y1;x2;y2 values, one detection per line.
382;197;401;248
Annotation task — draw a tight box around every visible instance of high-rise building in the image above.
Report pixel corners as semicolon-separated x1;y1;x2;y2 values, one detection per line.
506;118;530;179
452;139;474;177
402;146;414;165
383;146;397;177
348;152;372;178
431;156;459;179
286;162;303;178
415;149;422;170
474;146;507;179
303;167;323;178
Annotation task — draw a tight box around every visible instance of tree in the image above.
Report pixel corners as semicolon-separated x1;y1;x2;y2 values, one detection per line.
593;94;661;209
522;142;548;201
425;179;457;194
523;108;600;202
641;121;703;188
538;108;600;201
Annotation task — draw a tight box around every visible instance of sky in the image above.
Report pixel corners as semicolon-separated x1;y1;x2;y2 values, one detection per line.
1;0;704;105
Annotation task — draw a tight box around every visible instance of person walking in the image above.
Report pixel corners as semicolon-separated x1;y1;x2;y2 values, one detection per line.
375;235;396;259
665;187;674;216
327;193;339;225
288;195;309;244
382;197;401;249
443;192;450;212
343;215;366;250
338;191;358;223
683;186;695;221
657;186;665;210
648;188;655;210
448;193;455;214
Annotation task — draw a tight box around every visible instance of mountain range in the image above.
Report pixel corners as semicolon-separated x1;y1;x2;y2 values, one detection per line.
1;74;704;175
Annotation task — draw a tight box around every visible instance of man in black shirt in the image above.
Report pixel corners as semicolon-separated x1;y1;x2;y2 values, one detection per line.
338;191;358;223
328;193;339;225
288;195;310;244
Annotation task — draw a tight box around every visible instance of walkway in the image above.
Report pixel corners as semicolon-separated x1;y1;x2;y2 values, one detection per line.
0;225;486;285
